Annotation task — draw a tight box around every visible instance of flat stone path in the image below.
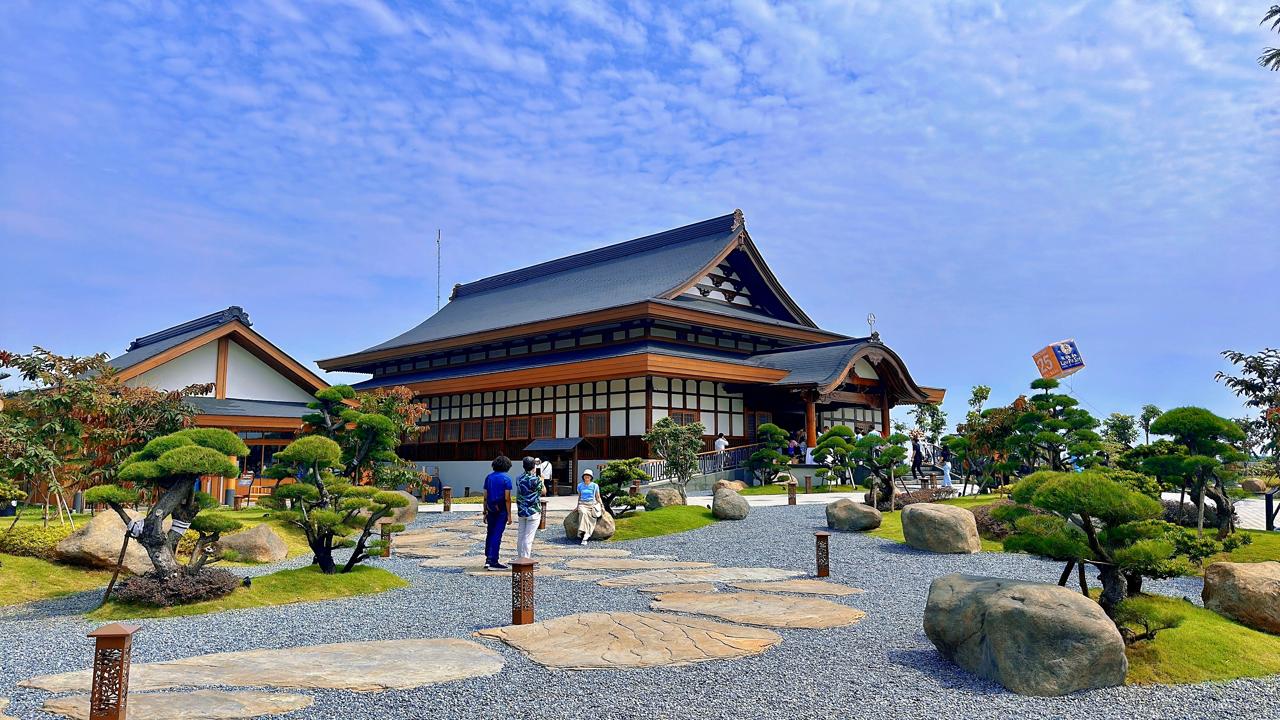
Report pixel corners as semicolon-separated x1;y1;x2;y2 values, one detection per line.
24;639;503;693
730;579;864;596
637;582;719;594
650;591;867;629
43;690;313;720
563;557;714;571
598;566;802;588
0;698;14;720
475;612;780;669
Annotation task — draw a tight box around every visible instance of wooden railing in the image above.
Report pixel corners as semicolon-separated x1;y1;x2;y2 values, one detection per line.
639;443;762;484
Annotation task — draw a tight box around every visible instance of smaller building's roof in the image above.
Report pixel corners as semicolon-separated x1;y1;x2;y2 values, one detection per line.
524;437;590;453
185;397;312;419
746;338;874;389
109;307;251;373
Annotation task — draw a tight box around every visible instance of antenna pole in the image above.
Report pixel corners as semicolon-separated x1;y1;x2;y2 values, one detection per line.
436;229;442;310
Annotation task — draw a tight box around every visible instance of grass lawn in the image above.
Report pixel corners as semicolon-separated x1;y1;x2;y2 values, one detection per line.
187;508;312;565
90;564;407;620
741;483;856;496
1212;530;1280;565
867;494;1006;553
1123;593;1280;684
0;553;110;606
611;505;716;542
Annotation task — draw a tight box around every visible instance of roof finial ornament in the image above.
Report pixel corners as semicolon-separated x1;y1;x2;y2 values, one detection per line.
867;312;880;343
732;208;744;227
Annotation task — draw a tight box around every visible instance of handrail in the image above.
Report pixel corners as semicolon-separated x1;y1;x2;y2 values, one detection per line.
638;443;762;483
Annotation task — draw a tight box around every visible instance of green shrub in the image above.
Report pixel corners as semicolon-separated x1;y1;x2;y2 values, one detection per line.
1115;598;1185;644
0;525;73;559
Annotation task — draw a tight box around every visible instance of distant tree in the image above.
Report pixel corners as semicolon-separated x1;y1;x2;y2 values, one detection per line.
1139;404;1162;445
596;458;650;516
910;403;948;443
1005;379;1102;471
264;435;408;574
642;418;705;500
1261;5;1280;70
1145;407;1246;537
85;428;247;578
1215;348;1280;476
965;385;992;426
813;426;856;485
1103;413;1139;449
745;423;790;485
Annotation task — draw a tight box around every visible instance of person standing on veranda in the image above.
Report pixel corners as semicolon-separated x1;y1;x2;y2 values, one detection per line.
713;432;729;471
482;456;514;570
515;456;544;559
574;468;603;544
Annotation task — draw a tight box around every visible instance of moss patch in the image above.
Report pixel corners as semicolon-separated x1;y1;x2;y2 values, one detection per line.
90;565;407;620
611;506;716;542
1123;593;1280;684
1210;530;1280;565
0;553;110;606
867;495;1005;553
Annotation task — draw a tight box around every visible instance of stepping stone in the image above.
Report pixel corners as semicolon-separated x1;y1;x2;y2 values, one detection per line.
558;573;608;582
564;558;713;571
419;557;488;568
395;544;473;559
525;546;631;558
636;554;677;560
475;612;779;669
0;698;14;720
23;639;503;693
636;583;718;594
42;690;312;720
597;567;802;588
651;591;866;629
730;579;865;596
464;566;571;578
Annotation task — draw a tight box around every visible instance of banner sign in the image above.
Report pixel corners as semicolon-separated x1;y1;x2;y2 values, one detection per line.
1033;339;1085;379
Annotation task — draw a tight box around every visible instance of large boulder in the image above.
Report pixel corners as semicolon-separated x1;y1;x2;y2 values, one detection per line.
713;479;747;493
563;509;616;541
902;503;981;554
55;510;158;574
1202;561;1280;634
711;489;750;520
220;523;288;563
645;487;685;511
924;574;1128;696
825;499;881;531
1241;479;1268;494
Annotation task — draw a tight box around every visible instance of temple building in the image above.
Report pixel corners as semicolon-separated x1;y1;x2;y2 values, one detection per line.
319;211;943;479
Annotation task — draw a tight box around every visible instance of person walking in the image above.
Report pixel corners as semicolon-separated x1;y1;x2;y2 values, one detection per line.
910;433;924;482
482;456;514;570
515;456;544;559
940;443;954;489
574;468;603;544
713;432;729;471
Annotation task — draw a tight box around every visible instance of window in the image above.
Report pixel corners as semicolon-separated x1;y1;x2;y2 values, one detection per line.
420;424;439;443
461;421;483;442
441;422;460;443
507;416;530;439
483;418;505;441
531;414;556;439
748;412;772;440
669;410;699;426
582;410;609;437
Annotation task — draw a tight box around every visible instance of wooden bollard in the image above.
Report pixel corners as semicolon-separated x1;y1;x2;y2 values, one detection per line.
815;531;831;578
88;623;141;720
804;476;812;494
538;501;548;530
787;482;797;506
442;486;453;512
464;486;471;498
511;558;537;625
630;480;640;497
380;525;392;557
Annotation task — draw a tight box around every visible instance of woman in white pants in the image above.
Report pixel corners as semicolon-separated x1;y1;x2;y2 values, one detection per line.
514;456;544;558
575;468;603;544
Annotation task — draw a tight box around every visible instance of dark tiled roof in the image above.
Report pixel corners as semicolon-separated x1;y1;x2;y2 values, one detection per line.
109;307;250;372
185;396;312;419
656;296;835;334
524;437;589;452
351;213;747;356
745;338;875;388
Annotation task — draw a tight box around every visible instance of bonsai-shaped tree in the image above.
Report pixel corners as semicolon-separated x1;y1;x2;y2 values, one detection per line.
263;435;408;574
1005;378;1102;471
1144;407;1246;538
1138;404;1162;445
813;426;856;486
84;428;247;578
642;417;705;500
848;431;910;509
745;423;790;486
1001;470;1245;617
301;385;403;480
596;458;651;516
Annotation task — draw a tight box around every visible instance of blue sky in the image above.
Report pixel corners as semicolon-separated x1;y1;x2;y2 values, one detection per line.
1;1;1276;430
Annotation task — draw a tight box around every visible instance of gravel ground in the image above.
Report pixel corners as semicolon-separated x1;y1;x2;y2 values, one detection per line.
2;505;1278;720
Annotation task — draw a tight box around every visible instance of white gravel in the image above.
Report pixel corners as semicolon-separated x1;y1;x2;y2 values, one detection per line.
2;504;1276;720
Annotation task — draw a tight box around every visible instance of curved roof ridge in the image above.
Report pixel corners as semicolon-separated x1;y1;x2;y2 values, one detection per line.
748;336;870;356
127;306;250;351
452;210;742;299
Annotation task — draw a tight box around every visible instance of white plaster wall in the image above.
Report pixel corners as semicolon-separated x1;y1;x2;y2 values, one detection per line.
853;358;879;379
224;342;316;403
126;342;216;394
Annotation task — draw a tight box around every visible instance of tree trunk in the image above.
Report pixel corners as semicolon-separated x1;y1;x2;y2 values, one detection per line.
1078;561;1089;595
1203;482;1235;538
1096;564;1127;616
1125;572;1143;596
136;479;194;578
311;534;337;574
1058;560;1075;586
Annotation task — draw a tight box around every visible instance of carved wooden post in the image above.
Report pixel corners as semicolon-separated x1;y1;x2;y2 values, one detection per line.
442;486;453;513
630;480;640;497
380;524;392;557
815;531;830;578
464;486;471;498
787;481;797;506
88;623;141;720
804;475;812;494
511;558;536;625
538;501;548;530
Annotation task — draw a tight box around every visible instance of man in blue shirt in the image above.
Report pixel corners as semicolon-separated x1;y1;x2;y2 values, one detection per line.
482;456;514;570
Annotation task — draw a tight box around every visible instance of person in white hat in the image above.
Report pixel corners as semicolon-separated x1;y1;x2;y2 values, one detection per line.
574;468;603;544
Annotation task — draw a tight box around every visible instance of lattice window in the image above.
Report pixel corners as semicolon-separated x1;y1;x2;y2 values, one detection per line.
669;410;699;427
582;410;609;437
461;420;483;442
483;418;505;441
531;414;556;439
507;417;530;439
440;422;460;442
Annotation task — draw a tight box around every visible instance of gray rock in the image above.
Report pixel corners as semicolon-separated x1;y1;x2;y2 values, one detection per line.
901;503;981;554
645;487;685;511
712;479;747;493
563;508;616;541
54;509;157;574
712;489;750;520
825;499;881;531
924;573;1128;696
219;523;288;563
1203;561;1280;634
1241;479;1268;493
363;490;419;526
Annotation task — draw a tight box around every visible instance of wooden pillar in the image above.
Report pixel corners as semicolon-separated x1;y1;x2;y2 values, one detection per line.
804;395;817;448
214;337;229;400
880;392;891;439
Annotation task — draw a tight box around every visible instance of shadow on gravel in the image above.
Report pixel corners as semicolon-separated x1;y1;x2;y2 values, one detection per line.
886;648;1007;694
0;588;102;621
